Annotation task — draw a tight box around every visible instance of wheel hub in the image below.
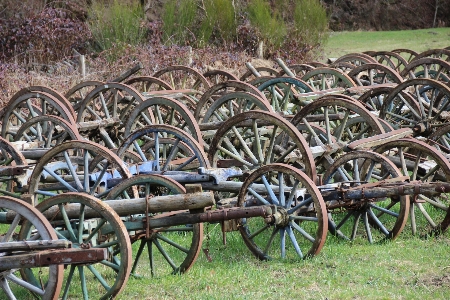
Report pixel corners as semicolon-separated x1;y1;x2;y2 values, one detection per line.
271;207;290;228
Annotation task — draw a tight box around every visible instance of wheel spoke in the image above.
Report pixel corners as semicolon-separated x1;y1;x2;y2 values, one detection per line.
263;227;279;255
247;187;270;205
156;233;189;253
87;264;110;290
290;220;315;243
286;226;303;258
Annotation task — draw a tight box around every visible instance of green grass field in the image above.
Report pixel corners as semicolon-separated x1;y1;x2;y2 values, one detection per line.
322;27;450;61
118;227;450;299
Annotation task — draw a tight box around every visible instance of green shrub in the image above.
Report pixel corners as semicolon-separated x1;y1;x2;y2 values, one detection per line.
247;0;287;50
293;0;329;47
162;0;197;45
204;0;237;44
87;0;145;52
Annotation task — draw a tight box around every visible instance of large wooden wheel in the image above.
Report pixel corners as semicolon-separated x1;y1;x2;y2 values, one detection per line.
237;163;328;260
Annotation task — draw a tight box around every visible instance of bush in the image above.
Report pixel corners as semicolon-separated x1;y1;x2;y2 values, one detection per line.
0;7;90;64
87;0;146;52
293;0;329;47
246;0;287;50
161;0;197;45
202;0;237;44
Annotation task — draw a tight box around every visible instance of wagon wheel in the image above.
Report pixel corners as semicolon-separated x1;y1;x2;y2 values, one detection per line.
64;80;104;110
307;61;328;68
0;196;63;300
379;78;450;134
332;53;377;66
106;174;203;276
28;140;132;205
374;138;450;236
199;92;272;124
21;193;131;300
322;151;409;243
117;124;210;172
302;67;356;91
13;115;81;150
277;64;315;77
10;86;77;120
124;76;174;93
0;137;27;167
366;51;409;73
329;61;357;74
208;111;316;181
153;65;211;93
290;96;384;175
237;163;327;260
411;48;450;63
391;48;418;63
357;85;395;112
347;63;404;86
400;58;450;82
256;77;314;114
202;69;239;85
194;80;266;121
0;135;28;192
76;83;145;147
240;66;279;82
376;117;395;132
1;92;76;142
123;97;201;142
429;123;450;156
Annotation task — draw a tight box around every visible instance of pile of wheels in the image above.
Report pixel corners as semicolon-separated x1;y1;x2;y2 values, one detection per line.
1;47;450;299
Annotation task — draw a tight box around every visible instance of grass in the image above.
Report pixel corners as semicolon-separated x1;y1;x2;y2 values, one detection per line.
117;227;450;299
322;27;450;61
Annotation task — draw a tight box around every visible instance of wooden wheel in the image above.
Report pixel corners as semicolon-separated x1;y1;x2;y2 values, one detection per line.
374;138;450;236
391;48;418;63
106;174;203;276
256;77;314;114
1;196;63;300
208;111;316;181
322;150;409;243
379;78;450;135
25;193;131;300
118;124;210;172
302;67;356;91
65;80;104;110
202;69;239;85
347;63;404;86
366;51;409;73
194;80;266;121
240;66;279;82
76;83;145;147
237;163;328;260
123;96;201;142
290;95;384;175
28;140;132;205
13;115;81;150
1;92;76;142
400;58;450;82
153;65;211;92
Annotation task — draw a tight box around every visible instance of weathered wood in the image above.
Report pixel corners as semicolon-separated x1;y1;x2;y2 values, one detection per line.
18;192;215;221
0;240;71;252
0;248;107;270
321;181;450;203
142;205;272;228
347;128;413;150
198;114;343;131
77;117;121;132
111;62;143;83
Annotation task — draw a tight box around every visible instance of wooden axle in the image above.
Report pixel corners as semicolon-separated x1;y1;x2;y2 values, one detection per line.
0;248;107;270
